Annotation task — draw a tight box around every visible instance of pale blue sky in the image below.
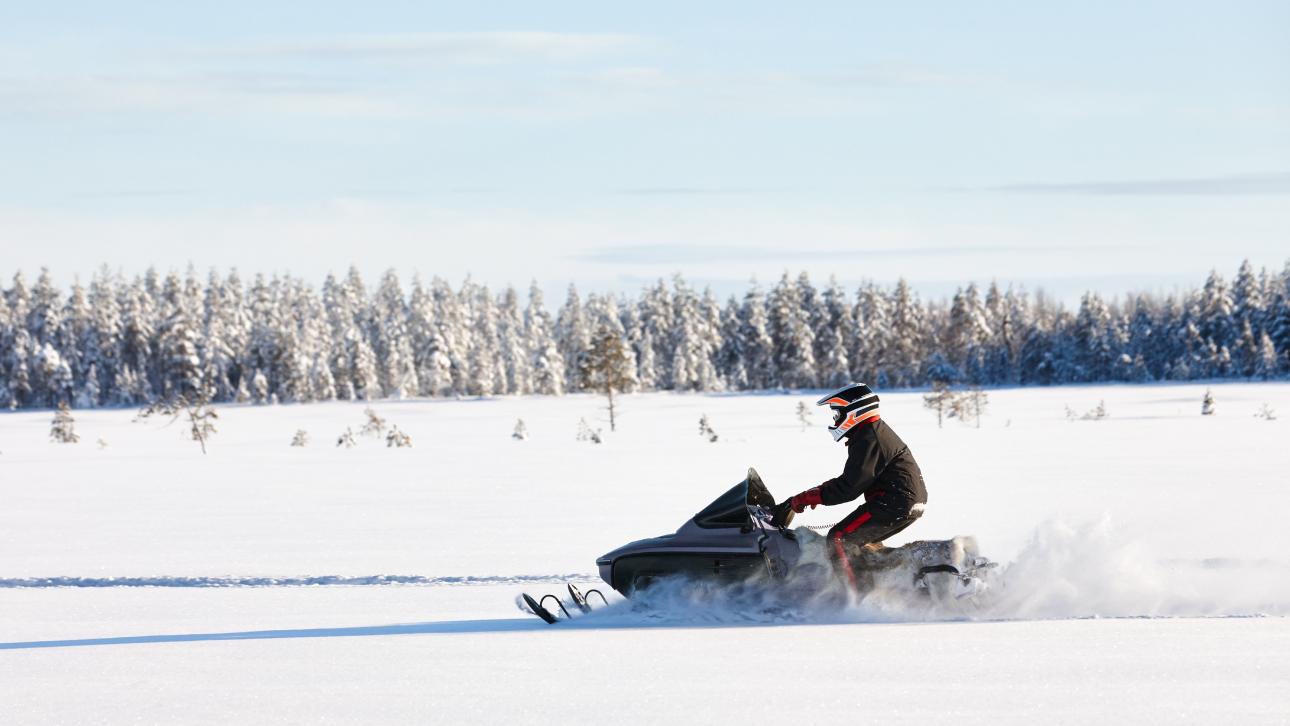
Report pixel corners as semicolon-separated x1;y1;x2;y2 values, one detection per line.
2;1;1287;302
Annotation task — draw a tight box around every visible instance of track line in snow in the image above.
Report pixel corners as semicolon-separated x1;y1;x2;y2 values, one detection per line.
0;574;599;589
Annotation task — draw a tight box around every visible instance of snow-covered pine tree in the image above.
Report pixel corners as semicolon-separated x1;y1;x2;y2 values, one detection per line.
1072;292;1117;383
816;277;852;389
27;268;63;349
638;280;675;389
373;270;418;399
59;281;94;403
156;272;203;399
407;277;441;396
555;285;592;393
768;273;815;389
945;283;993;384
667;278;721;391
50;401;79;443
497;286;533;395
432;277;471;395
851;283;890;385
738;281;775;389
716;296;748;390
1198;269;1236;351
1269;262;1290;373
35;343;74;408
1254;332;1279;380
465;282;502;397
351;336;381;401
1232;259;1265;334
885;279;927;387
525;282;564;396
0;292;12;407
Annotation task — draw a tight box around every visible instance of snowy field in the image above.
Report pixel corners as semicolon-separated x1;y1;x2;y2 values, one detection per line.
2;382;1289;724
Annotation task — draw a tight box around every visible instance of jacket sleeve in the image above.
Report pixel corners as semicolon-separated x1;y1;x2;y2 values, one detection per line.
817;429;887;506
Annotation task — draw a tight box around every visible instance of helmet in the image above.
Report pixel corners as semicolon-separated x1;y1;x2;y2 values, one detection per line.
816;383;880;442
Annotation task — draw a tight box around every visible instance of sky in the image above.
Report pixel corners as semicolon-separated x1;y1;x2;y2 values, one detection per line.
1;1;1288;304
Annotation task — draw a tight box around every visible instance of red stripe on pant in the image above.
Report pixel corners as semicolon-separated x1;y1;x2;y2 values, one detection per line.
831;511;872;589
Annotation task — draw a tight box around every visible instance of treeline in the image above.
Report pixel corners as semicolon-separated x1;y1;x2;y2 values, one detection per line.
1;259;1288;410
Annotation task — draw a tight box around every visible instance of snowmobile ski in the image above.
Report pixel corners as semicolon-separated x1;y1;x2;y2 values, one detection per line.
566;583;608;613
520;593;559;624
519;585;610;624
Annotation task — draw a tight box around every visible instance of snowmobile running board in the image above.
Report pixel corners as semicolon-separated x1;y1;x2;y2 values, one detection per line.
520;584;609;625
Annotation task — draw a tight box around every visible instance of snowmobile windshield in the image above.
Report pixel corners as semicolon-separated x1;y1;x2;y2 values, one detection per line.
693;469;776;529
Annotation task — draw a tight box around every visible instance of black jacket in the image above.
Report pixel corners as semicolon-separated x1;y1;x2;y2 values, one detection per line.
818;419;927;507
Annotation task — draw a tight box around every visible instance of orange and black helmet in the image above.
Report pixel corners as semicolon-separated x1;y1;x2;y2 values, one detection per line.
816;383;880;441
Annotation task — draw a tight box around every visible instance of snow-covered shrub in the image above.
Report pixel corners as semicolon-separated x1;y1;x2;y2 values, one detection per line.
386;426;412;448
698;414;718;443
291;430;309;447
336;427;356;448
513;419;529;440
96;438;108;449
1081;401;1109;421
50;402;79;443
1201;389;1216;416
796;401;811;431
250;370;269;404
576;418;602;444
360;408;387;437
1254;403;1276;421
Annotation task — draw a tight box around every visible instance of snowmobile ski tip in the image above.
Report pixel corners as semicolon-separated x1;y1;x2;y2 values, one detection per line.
521;593;558;624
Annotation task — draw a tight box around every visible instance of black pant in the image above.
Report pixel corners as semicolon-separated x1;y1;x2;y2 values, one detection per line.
827;493;923;588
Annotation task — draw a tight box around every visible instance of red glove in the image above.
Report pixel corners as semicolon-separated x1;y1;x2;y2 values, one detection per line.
789;487;824;514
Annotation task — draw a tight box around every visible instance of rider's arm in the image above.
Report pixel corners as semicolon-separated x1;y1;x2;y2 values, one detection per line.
817;427;888;506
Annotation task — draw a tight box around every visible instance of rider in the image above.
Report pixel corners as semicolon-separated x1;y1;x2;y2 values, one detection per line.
770;383;928;588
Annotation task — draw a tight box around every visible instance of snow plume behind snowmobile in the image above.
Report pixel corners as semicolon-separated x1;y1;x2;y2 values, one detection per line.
595;468;994;603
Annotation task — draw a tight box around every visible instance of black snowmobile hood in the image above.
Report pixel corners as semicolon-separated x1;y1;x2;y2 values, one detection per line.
691;467;776;529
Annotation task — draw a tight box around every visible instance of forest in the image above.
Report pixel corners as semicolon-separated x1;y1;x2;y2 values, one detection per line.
1;259;1287;410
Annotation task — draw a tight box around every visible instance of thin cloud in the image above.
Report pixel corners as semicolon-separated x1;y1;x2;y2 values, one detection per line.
200;32;644;64
987;172;1290;196
573;244;1103;265
614;187;772;196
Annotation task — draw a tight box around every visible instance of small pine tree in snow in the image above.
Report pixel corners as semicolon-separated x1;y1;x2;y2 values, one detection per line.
698;414;719;443
251;369;269;404
796;401;811;431
513;419;529;440
576;418;602;444
1201;389;1216;416
136;389;219;454
580;324;636;432
953;387;988;428
291;430;309;447
385;425;412;448
360;407;387;437
336;427;357;448
1254;403;1276;421
923;382;956;429
50;401;79;443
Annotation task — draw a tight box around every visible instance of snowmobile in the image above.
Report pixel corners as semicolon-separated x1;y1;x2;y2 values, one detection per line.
520;468;995;624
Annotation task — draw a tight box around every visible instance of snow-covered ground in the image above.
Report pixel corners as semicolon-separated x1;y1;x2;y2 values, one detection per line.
2;383;1289;724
